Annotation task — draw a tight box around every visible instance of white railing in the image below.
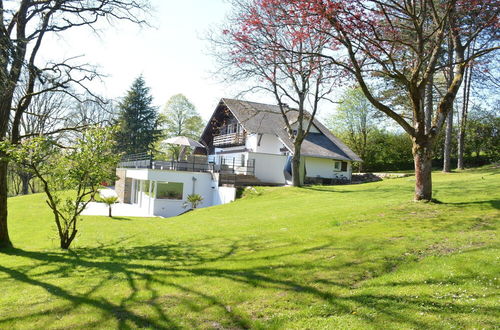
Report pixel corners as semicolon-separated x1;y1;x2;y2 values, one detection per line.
213;133;245;146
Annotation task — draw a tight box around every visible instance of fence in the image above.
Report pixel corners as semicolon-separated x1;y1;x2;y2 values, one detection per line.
119;153;255;175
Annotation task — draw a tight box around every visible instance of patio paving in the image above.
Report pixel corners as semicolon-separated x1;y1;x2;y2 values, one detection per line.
81;188;156;218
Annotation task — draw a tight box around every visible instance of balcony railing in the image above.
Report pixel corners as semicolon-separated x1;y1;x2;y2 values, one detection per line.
118;153;255;176
213;132;245;147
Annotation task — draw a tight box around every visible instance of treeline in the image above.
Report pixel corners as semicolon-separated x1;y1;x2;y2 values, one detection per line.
330;88;499;173
6;75;205;197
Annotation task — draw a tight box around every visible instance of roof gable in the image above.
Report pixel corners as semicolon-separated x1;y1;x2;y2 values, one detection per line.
201;98;362;162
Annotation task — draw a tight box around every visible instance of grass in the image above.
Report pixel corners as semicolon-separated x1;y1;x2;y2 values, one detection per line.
1;167;499;329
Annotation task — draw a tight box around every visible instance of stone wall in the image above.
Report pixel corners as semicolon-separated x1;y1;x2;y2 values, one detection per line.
115;169;132;203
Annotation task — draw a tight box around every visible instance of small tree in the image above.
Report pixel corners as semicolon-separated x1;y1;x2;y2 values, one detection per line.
0;0;149;249
7;127;120;249
101;195;119;218
183;194;204;210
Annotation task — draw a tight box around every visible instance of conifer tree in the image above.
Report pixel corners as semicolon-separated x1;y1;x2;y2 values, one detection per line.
115;76;160;155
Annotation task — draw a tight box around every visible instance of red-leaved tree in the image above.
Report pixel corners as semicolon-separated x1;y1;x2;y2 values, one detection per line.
211;0;338;186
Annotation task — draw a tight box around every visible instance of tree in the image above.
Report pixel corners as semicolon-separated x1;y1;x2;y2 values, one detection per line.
161;94;204;159
101;196;119;218
211;0;337;186
442;36;455;173
0;0;149;248
183;194;204;210
115;76;160;155
12;87;79;195
327;87;381;172
465;108;500;163
297;0;499;200
7;127;120;249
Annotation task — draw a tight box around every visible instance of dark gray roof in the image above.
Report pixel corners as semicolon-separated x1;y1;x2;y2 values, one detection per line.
220;98;362;162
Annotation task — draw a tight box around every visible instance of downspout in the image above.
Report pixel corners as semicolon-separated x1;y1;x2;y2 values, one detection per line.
192;176;197;195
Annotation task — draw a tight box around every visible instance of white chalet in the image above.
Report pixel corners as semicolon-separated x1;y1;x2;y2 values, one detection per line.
115;98;362;218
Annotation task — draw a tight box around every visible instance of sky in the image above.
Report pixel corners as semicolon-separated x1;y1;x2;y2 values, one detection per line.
40;0;281;121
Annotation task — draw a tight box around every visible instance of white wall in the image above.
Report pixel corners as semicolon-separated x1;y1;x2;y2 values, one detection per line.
245;133;258;151
255;133;285;154
247;152;287;184
245;133;286;155
291;122;321;133
126;170;217;218
153;199;186;218
213;186;236;205
305;157;352;180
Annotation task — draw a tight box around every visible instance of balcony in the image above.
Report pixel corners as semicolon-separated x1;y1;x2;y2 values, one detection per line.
213;132;245;147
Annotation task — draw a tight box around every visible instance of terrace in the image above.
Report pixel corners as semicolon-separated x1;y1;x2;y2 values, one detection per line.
118;152;255;176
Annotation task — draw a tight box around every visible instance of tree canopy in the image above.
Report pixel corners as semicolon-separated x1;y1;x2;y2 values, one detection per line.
115;76;160;155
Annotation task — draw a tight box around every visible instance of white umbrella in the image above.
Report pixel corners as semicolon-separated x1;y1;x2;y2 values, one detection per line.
162;136;205;148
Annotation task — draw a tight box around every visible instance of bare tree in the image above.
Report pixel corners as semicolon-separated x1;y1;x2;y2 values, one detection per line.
0;0;150;248
14;88;70;194
210;0;337;186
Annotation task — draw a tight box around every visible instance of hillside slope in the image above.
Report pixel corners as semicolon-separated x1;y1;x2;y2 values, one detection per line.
1;167;499;329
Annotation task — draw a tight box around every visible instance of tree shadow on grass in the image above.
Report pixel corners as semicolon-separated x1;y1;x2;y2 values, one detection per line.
0;238;498;329
443;199;500;210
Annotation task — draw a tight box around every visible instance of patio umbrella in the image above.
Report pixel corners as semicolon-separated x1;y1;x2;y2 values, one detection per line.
162;136;205;148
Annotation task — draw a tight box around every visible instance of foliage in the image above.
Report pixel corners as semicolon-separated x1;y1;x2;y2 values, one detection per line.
465;110;500;162
115;76;160;155
183;194;204;209
327;87;382;171
1;167;499;328
227;0;499;200
158;94;204;159
213;0;337;186
0;0;150;248
7;127;120;249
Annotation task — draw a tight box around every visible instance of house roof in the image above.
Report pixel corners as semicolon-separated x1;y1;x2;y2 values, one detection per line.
216;98;362;162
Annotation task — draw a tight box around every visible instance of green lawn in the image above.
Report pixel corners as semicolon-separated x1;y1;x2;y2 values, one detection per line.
1;167;499;329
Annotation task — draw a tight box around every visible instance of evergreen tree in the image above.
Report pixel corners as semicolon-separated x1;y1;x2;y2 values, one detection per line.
115;76;160;155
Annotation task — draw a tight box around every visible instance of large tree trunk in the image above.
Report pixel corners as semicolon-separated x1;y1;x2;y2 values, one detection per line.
443;109;454;172
292;142;302;187
412;139;433;201
0;158;12;248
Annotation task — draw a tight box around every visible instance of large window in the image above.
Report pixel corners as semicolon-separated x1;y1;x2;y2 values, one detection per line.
156;182;183;200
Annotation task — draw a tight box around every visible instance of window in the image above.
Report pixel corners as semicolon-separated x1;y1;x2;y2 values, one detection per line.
341;161;348;171
156;182;183;200
143;180;153;197
333;161;341;171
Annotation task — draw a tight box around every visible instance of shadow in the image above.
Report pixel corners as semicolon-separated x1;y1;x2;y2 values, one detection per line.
0;234;497;329
108;216;134;221
443;199;500;210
